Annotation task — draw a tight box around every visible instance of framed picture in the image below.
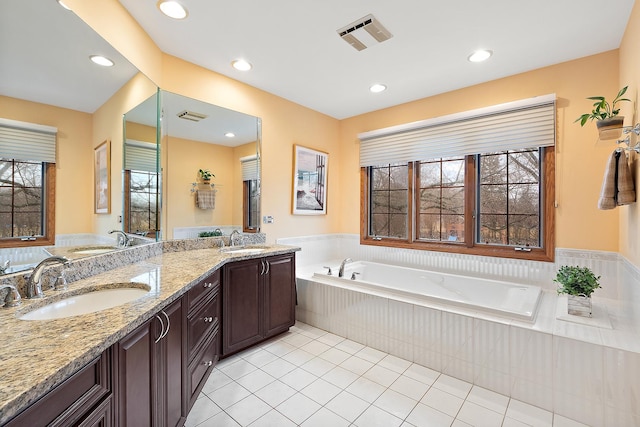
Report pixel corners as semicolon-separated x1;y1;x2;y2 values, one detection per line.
94;140;111;214
292;145;328;215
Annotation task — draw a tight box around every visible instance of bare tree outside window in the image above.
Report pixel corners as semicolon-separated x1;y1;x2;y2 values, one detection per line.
369;163;408;238
0;158;44;239
418;157;465;242
478;149;541;247
128;170;159;237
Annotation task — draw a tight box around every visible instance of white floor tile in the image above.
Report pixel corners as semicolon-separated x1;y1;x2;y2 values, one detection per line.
363;364;402;387
552;414;591;427
506;399;553;427
456;401;504;427
406;403;454;427
254;380;297;407
354;405;404;427
421;387;464;417
321;365;359;389
282;333;314;348
184;396;222;427
390;375;431;401
225;395;272;426
201;410;241;426
300;356;336;376
201;369;234;394
379;354;413;374
374;389;419;419
502;417;531;427
325;391;371;422
404;363;441;386
263;340;297;357
219;359;258;380
318;347;352;364
242;349;280;368
282;348;316;366
280;367;318;391
335;338;366;354
299;340;332;355
340;355;375;375
301;378;342;405
432;374;472;399
451;420;473;427
297;324;328;339
300;407;350;427
261;358;297;378
206;381;251;410
316;332;345;347
235;369;276;393
275;392;322;425
248;409;297;427
346;377;387;403
466;385;509;415
355;346;388;363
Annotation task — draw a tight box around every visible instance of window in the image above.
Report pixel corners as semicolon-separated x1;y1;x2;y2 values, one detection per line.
243;179;260;232
358;95;556;261
124;170;159;238
361;147;554;261
0;119;57;247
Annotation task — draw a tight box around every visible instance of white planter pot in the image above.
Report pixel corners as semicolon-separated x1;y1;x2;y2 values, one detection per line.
567;294;592;317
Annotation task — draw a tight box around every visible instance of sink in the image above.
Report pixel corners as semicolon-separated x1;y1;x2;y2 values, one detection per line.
221;247;267;255
18;284;151;321
71;246;117;255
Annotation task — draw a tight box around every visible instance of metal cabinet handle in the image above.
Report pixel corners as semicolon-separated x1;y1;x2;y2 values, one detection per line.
160;310;171;340
203;316;214;323
154;315;165;344
265;260;270;275
204;360;213;367
204;282;212;288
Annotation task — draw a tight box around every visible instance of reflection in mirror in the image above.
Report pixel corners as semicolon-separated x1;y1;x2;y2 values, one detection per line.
123;92;160;240
0;0;158;273
160;91;261;240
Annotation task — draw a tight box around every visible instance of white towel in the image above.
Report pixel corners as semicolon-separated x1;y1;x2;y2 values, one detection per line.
196;189;216;209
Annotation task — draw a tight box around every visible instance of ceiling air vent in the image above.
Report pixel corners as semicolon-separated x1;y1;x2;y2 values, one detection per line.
177;110;208;122
337;14;393;51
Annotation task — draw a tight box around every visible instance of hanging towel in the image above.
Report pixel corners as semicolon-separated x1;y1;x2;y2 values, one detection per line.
196;189;216;209
598;151;618;210
617;151;636;206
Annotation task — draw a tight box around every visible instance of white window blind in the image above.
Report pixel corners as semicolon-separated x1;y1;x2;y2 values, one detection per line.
240;154;259;181
358;94;556;167
0;118;57;163
124;139;157;172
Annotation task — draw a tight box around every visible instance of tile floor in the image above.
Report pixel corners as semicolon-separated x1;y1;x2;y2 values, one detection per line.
185;322;590;427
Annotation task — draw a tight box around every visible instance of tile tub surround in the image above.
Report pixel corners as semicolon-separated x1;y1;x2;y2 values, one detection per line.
0;242;297;425
280;234;640;427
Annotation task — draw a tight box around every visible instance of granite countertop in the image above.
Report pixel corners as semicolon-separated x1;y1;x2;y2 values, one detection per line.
0;244;298;425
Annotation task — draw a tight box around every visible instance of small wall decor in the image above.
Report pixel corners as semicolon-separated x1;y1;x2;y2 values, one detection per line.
198;168;214;184
292;145;328;215
94;140;111;214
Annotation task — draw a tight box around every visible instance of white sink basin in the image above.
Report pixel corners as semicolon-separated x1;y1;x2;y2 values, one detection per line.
221;247;267;255
19;286;150;321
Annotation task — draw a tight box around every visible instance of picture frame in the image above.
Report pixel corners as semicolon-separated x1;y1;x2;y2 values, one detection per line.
292;145;328;215
94;140;111;214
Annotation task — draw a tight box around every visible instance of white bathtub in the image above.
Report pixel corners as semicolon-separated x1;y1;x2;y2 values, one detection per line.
311;260;542;321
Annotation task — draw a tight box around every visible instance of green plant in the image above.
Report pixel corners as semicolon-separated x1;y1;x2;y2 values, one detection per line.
198;229;222;237
198;169;214;180
575;86;631;126
554;265;601;297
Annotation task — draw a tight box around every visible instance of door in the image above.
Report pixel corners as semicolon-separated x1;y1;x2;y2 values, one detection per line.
264;254;296;337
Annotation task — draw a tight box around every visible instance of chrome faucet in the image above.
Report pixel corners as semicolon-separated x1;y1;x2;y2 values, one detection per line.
109;229;131;248
0;284;21;308
0;260;10;275
229;230;242;247
338;258;353;278
25;256;70;299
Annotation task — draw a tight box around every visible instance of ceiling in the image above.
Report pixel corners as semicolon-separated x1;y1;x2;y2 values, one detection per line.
118;0;635;119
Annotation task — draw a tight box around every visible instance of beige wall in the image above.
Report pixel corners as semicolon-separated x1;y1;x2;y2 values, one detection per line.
0;96;93;235
619;0;640;264
340;50;622;252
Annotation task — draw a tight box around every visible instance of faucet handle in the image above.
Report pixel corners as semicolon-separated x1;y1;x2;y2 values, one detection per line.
350;272;361;280
0;260;10;275
323;266;332;276
2;286;21;308
53;267;70;291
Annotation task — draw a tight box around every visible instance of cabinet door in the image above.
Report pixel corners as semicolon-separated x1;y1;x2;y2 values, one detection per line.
223;258;263;355
115;317;158;427
161;299;186;427
264;254;296;337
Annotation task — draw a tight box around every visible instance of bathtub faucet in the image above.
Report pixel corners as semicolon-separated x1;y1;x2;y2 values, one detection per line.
338;258;353;278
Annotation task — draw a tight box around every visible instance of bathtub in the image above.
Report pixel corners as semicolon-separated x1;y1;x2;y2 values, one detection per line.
311;260;542;321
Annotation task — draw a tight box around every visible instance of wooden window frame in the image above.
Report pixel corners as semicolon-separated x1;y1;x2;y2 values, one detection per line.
0;162;55;248
361;147;555;262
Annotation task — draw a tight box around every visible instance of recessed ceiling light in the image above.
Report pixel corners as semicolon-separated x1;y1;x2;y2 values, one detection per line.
56;0;72;10
231;59;252;71
90;55;114;67
225;132;236;138
468;50;492;63
157;1;188;20
370;83;387;93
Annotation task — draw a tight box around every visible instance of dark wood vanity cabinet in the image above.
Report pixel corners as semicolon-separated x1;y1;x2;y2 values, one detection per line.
114;297;185;427
222;253;296;356
186;270;221;410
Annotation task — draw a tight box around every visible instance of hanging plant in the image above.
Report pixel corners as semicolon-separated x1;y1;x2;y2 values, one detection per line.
575;86;631;139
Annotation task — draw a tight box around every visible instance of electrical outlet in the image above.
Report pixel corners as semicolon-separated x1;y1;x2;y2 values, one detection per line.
263;215;274;224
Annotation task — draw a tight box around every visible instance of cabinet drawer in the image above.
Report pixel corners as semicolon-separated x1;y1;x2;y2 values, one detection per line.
187;328;219;407
187;290;220;361
187;270;220;312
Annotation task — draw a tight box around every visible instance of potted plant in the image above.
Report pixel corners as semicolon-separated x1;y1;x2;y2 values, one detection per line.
198;169;214;184
575;86;631;140
553;265;601;317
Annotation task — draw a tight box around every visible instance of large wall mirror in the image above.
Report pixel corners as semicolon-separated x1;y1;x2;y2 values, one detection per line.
0;0;157;272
